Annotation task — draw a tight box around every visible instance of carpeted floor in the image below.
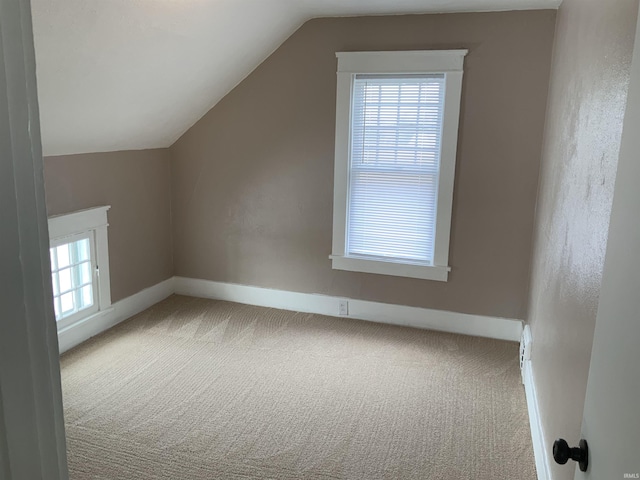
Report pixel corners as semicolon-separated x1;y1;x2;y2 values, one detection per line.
61;294;536;479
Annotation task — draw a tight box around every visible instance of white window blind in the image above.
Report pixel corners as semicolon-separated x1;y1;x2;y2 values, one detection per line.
347;74;445;265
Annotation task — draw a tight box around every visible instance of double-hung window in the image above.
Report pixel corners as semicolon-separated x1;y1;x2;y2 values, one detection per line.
48;206;112;330
331;50;467;281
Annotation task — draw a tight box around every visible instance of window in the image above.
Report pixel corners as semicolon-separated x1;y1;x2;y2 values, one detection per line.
331;50;467;281
50;234;97;321
48;206;112;329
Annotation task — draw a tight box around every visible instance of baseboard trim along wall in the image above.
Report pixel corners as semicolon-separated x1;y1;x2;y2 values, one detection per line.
58;276;524;352
173;277;523;342
522;359;551;480
57;277;175;354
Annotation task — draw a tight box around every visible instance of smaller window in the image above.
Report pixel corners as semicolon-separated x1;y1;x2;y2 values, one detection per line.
50;234;97;321
331;50;467;282
48;206;112;330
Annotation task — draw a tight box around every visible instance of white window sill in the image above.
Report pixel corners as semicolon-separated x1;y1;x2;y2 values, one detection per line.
330;255;450;281
56;307;114;335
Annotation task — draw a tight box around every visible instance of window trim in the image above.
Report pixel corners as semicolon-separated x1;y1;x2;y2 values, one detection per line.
48;206;112;329
331;50;467;282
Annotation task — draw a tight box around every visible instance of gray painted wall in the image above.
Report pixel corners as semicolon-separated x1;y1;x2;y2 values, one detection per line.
170;11;557;319
526;0;639;479
44;149;174;303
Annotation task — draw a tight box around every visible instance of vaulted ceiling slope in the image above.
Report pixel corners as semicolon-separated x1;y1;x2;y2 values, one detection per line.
32;0;560;156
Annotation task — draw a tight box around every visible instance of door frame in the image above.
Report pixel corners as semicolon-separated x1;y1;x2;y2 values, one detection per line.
0;0;69;477
574;5;640;478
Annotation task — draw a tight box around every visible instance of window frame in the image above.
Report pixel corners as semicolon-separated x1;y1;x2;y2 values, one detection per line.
50;231;99;327
48;206;112;330
331;50;467;282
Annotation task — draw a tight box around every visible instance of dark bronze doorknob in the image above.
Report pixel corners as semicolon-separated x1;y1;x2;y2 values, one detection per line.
553;438;588;472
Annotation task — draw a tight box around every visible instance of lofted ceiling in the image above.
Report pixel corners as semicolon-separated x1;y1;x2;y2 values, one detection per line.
31;0;561;156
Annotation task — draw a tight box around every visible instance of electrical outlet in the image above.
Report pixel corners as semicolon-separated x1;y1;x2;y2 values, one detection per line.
338;300;349;316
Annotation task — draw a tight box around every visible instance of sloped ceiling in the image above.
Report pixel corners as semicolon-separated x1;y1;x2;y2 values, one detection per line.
31;0;560;156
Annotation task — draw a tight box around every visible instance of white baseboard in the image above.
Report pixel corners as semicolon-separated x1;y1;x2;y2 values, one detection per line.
58;276;523;351
523;359;551;480
173;277;523;342
57;277;175;354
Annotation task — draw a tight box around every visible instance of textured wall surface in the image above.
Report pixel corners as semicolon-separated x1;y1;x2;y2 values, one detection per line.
44;149;174;302
171;11;556;319
526;0;639;478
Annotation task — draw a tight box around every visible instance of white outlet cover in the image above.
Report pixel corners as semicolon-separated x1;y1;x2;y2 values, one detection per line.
339;300;349;316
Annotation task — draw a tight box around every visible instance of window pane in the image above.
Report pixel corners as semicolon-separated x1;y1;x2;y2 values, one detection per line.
76;238;90;262
348;171;436;262
58;267;72;293
51;271;59;296
54;297;60;318
60;292;74;314
79;262;92;285
50;248;57;270
56;244;71;268
81;285;93;309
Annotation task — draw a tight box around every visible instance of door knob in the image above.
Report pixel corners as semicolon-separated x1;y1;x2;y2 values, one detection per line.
553;438;589;472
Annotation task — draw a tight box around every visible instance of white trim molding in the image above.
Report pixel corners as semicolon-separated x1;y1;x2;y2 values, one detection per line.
336;50;469;73
174;277;522;342
58;277;175;354
58;276;523;354
522;359;551;480
58;276;523;351
330;254;450;281
47;205;110;239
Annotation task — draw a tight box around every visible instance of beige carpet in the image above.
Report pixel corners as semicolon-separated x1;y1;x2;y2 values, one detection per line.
61;295;536;479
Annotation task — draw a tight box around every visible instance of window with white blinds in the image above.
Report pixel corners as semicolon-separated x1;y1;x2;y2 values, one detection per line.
332;50;466;281
347;74;445;264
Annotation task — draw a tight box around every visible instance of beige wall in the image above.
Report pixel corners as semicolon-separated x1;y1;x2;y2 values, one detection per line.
526;0;639;479
171;11;556;319
44;149;174;303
